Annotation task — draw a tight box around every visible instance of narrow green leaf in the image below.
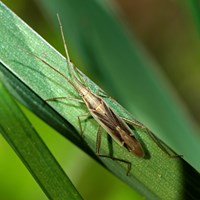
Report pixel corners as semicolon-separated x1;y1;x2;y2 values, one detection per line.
0;1;200;200
0;80;83;200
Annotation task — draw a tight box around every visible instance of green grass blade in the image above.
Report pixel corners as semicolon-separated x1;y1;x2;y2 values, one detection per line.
0;1;200;200
0;80;83;200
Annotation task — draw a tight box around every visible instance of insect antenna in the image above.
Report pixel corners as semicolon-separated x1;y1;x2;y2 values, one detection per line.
32;54;77;89
57;14;71;64
56;14;83;90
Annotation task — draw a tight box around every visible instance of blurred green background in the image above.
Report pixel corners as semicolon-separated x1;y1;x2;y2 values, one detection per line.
1;0;200;199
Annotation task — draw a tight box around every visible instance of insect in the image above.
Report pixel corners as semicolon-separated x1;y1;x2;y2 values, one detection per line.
31;15;177;175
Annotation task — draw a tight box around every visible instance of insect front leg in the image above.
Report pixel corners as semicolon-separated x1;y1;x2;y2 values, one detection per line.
45;96;84;103
121;117;181;158
45;96;89;136
95;89;108;98
95;125;132;176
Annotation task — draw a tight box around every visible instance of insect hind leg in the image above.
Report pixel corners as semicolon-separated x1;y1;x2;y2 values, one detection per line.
121;117;181;158
146;131;182;158
96;125;132;176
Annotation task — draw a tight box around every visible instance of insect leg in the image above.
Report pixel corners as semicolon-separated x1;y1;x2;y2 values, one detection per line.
144;131;182;158
46;96;91;137
120;117;145;129
96;125;132;176
122;117;181;158
95;89;108;98
45;96;84;103
77;113;90;137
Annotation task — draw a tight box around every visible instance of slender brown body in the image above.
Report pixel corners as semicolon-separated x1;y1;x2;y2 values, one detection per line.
69;63;145;157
